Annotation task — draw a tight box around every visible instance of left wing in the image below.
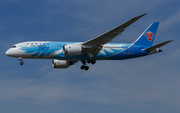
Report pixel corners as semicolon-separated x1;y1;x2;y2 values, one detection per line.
82;13;148;56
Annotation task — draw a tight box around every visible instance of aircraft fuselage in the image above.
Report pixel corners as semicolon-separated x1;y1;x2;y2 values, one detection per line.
6;41;150;61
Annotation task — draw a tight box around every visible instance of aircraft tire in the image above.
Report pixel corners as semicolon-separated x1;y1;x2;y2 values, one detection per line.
91;60;96;64
20;62;24;65
87;59;91;63
81;65;85;70
85;66;89;71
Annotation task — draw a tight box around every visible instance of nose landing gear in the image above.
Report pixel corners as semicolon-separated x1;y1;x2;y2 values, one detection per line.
18;57;24;65
20;61;24;65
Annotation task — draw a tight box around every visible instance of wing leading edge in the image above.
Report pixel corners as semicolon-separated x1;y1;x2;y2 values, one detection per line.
82;13;148;56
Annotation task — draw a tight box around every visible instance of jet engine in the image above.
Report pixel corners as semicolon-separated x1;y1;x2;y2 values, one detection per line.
52;59;73;69
63;44;86;55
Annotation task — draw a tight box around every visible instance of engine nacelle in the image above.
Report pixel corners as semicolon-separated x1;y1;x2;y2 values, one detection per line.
63;44;83;55
52;59;71;69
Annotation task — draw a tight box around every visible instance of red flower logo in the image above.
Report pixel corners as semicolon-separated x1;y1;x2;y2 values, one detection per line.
145;31;155;41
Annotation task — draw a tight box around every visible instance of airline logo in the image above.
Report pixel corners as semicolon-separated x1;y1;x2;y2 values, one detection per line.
145;31;155;41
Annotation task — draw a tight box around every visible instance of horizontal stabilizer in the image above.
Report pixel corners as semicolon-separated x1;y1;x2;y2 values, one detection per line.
142;40;173;51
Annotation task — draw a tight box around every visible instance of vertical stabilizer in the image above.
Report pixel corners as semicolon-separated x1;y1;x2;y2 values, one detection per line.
133;22;159;47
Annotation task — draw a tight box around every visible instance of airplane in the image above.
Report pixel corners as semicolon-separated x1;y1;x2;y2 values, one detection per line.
5;13;172;71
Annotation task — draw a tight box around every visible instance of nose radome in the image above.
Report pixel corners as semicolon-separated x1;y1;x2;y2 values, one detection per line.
5;49;11;56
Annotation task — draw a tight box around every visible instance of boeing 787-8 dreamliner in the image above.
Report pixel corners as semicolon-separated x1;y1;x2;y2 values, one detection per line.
5;13;172;71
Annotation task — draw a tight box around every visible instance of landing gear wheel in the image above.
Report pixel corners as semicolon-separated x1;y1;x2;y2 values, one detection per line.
87;59;91;64
80;61;90;71
91;60;96;64
81;65;89;71
20;61;24;65
81;65;85;70
85;66;89;71
87;59;96;65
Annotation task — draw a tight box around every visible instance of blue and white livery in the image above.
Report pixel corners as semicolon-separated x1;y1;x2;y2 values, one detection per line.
5;13;172;71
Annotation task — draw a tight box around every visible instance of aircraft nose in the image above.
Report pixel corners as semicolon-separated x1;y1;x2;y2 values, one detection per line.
5;49;11;56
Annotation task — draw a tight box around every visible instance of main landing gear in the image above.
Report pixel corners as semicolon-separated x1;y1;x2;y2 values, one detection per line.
81;59;96;71
81;65;89;71
18;57;24;65
87;59;96;64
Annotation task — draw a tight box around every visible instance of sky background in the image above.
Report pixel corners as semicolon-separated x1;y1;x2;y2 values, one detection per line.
0;0;180;113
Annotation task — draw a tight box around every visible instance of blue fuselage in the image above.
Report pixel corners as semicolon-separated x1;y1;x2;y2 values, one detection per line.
7;41;150;61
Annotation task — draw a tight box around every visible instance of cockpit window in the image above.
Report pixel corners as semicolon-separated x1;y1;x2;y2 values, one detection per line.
11;46;16;48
